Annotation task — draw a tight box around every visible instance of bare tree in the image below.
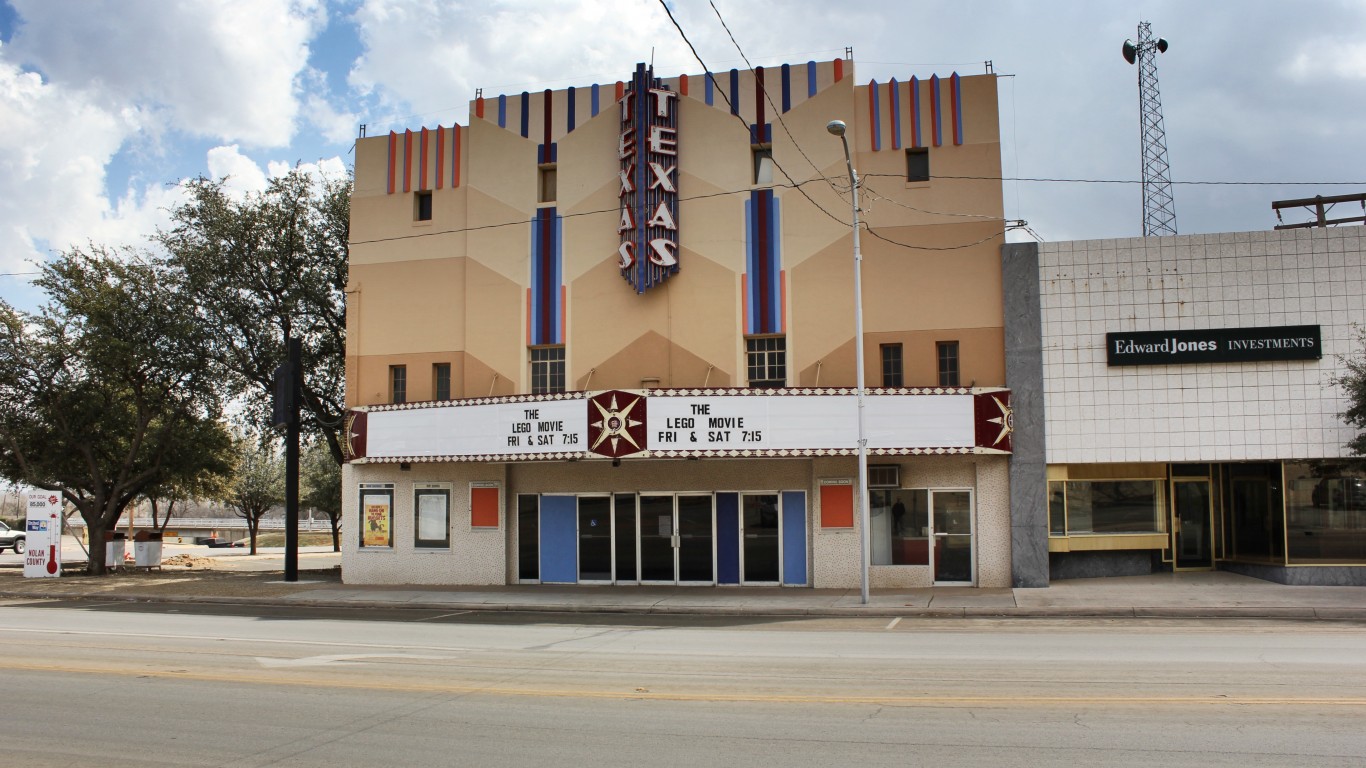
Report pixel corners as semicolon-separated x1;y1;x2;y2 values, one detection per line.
223;436;284;555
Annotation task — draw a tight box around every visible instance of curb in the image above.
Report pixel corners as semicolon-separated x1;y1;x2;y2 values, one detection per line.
4;589;1365;621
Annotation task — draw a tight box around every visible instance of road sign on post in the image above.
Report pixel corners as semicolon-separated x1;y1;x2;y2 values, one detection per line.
24;493;61;578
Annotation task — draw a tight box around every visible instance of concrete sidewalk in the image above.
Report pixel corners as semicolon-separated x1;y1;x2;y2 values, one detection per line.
2;556;1364;620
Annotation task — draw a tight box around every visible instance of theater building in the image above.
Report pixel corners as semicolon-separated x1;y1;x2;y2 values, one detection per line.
1005;227;1366;586
341;58;1016;589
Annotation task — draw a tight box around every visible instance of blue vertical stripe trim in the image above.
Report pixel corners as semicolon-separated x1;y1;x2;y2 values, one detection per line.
539;496;577;583
530;208;563;346
807;60;817;97
780;63;791;113
591;84;600;117
530;209;543;344
765;195;781;332
519;91;530;138
553;213;564;344
781;491;807;586
729;68;740;115
743;196;755;334
704;73;714;106
567;86;576;131
744;191;782;335
716;493;740;585
497;94;507;128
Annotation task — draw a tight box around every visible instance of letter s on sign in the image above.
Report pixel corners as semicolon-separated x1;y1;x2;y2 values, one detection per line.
648;238;678;267
617;242;636;269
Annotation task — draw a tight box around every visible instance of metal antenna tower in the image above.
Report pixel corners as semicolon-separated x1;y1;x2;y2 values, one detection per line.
1123;22;1177;236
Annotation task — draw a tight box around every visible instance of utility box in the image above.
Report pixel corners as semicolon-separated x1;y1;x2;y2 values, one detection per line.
104;531;127;570
133;530;163;570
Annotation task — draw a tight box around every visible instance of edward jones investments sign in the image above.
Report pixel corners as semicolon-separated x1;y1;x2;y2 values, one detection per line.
1106;325;1322;366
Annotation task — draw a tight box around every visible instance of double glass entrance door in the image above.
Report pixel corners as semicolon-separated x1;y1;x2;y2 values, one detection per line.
578;493;715;584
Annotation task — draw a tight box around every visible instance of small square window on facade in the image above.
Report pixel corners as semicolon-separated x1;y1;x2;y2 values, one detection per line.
415;190;433;221
937;341;960;387
746;336;786;389
539;166;557;204
414;484;450;548
530;346;565;394
433;362;451;401
906;148;930;183
389;365;407;404
752;147;774;186
880;343;904;387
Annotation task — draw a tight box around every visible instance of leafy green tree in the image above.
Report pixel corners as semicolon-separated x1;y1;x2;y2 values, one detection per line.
223;436;285;555
301;439;342;551
1337;326;1366;457
159;169;350;464
0;248;231;574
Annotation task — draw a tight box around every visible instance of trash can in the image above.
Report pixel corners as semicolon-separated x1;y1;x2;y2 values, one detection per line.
133;530;163;570
104;531;127;569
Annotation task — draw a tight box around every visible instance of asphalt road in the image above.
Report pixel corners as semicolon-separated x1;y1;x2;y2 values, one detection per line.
1;600;1364;767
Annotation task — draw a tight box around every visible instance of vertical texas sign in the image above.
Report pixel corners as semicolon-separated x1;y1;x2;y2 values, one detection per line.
617;63;680;293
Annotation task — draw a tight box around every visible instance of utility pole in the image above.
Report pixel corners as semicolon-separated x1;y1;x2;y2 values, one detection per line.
1123;21;1177;237
273;337;301;582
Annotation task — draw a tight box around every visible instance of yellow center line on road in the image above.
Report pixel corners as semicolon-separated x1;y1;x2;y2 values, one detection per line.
8;660;1366;707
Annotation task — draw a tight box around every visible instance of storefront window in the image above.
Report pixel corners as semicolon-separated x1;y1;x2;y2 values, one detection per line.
1049;482;1066;535
1051;480;1163;535
1284;463;1366;564
871;489;929;565
1227;463;1284;562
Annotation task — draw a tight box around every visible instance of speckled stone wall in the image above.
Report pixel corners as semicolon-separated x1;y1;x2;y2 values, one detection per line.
867;455;1011;588
344;453;1010;589
343;462;510;585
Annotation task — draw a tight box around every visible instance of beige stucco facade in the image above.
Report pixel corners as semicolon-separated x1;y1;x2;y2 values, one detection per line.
343;59;1011;589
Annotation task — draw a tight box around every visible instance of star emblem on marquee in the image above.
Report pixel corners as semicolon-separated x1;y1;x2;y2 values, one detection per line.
588;390;647;458
986;395;1013;447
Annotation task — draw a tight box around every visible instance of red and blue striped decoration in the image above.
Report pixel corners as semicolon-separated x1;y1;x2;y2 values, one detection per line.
744;189;784;336
386;125;461;194
909;78;922;147
868;79;881;151
889;78;901;150
529;207;564;346
951;72;963;145
930;75;942;147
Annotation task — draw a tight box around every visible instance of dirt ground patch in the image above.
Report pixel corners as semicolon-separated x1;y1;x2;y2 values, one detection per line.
0;564;343;601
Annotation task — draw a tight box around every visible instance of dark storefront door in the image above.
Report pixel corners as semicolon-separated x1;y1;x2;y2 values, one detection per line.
741;493;781;584
1173;480;1214;569
637;493;715;584
577;496;612;582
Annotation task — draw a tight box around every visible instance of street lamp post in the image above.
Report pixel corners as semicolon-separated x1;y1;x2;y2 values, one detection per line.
826;119;872;606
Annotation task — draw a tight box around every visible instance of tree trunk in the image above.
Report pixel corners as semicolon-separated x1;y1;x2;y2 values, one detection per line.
248;517;259;555
86;518;108;576
329;513;341;552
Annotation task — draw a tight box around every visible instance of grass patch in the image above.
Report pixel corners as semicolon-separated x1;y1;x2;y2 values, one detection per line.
252;532;336;548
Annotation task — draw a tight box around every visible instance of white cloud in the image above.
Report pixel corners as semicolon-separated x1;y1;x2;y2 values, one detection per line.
348;0;706;131
0;45;141;274
6;0;326;147
1286;39;1366;82
207;145;271;197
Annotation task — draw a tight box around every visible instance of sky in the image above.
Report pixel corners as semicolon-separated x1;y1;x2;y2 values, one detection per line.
2;0;1364;313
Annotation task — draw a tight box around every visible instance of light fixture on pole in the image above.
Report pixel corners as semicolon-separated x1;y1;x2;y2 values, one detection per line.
826;119;871;606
